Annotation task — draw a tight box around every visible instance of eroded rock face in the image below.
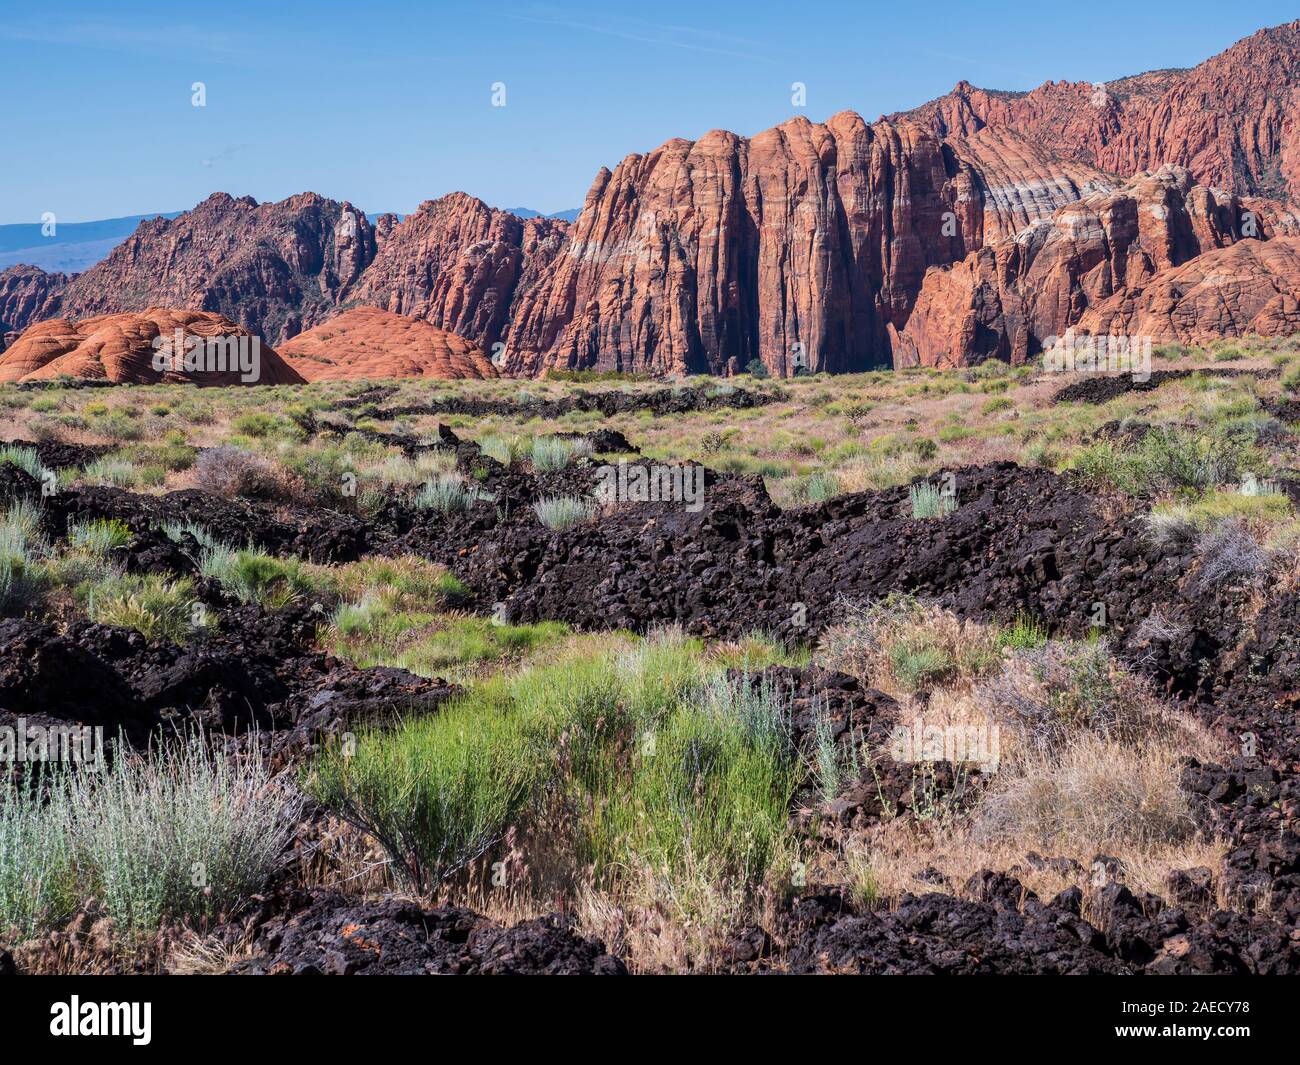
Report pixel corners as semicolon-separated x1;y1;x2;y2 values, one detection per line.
10;24;1300;375
1074;237;1300;343
55;193;380;346
351;192;569;355
903;21;1300;203
504;116;984;376
0;265;68;350
279;306;500;381
0;309;304;384
894;165;1255;366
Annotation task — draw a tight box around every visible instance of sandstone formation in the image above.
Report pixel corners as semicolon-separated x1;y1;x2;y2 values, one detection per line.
0;265;69;351
351;192;569;356
54;193;382;346
8;21;1300;374
1074;237;1300;342
278;306;499;381
894;165;1258;366
0;309;304;385
902;22;1300;203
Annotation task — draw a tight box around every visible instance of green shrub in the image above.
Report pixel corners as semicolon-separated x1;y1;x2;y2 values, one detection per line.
231;412;280;438
67;518;132;557
531;436;593;471
0;444;53;484
307;699;542;891
414;476;483;513
307;632;798;916
85;574;202;642
533;495;597;530
909;481;956;519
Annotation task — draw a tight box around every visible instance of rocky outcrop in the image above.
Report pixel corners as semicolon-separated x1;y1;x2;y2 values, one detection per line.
0;309;304;385
351;193;568;355
0;265;68;350
902;21;1300;203
1074;237;1300;342
894;166;1266;366
10;23;1300;376
502;115;1022;376
55;193;381;346
279;306;500;381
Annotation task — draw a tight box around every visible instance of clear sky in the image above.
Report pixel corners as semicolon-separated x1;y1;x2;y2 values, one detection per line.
2;0;1296;224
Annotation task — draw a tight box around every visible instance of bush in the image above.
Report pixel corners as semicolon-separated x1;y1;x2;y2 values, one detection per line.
193;446;298;501
533;495;597;530
1071;427;1257;495
745;359;770;379
413;475;483;513
307;700;542;892
230;412;280;438
531;436;593;471
1194;521;1269;589
71;735;300;930
84;574;202;643
67;518;133;557
307;632;798;921
909;481;956;519
1;737;299;936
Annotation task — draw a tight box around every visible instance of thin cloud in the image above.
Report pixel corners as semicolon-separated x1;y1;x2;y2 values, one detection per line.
200;145;250;169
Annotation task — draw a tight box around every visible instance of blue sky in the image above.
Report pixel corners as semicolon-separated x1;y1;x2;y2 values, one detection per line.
1;1;1296;223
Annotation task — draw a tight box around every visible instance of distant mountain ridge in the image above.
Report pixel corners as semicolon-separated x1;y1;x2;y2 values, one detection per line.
501;206;582;222
6;20;1300;373
0;213;184;273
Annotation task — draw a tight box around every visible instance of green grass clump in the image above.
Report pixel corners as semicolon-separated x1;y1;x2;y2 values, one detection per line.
0;444;53;485
889;637;955;690
1;736;298;936
84;574;203;643
81;456;141;488
533;495;596;530
531;436;593;471
198;543;321;608
479;433;530;466
0;500;47;613
67;517;132;557
909;481;956;519
307;632;799;918
0;772;77;938
414;476;483;513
